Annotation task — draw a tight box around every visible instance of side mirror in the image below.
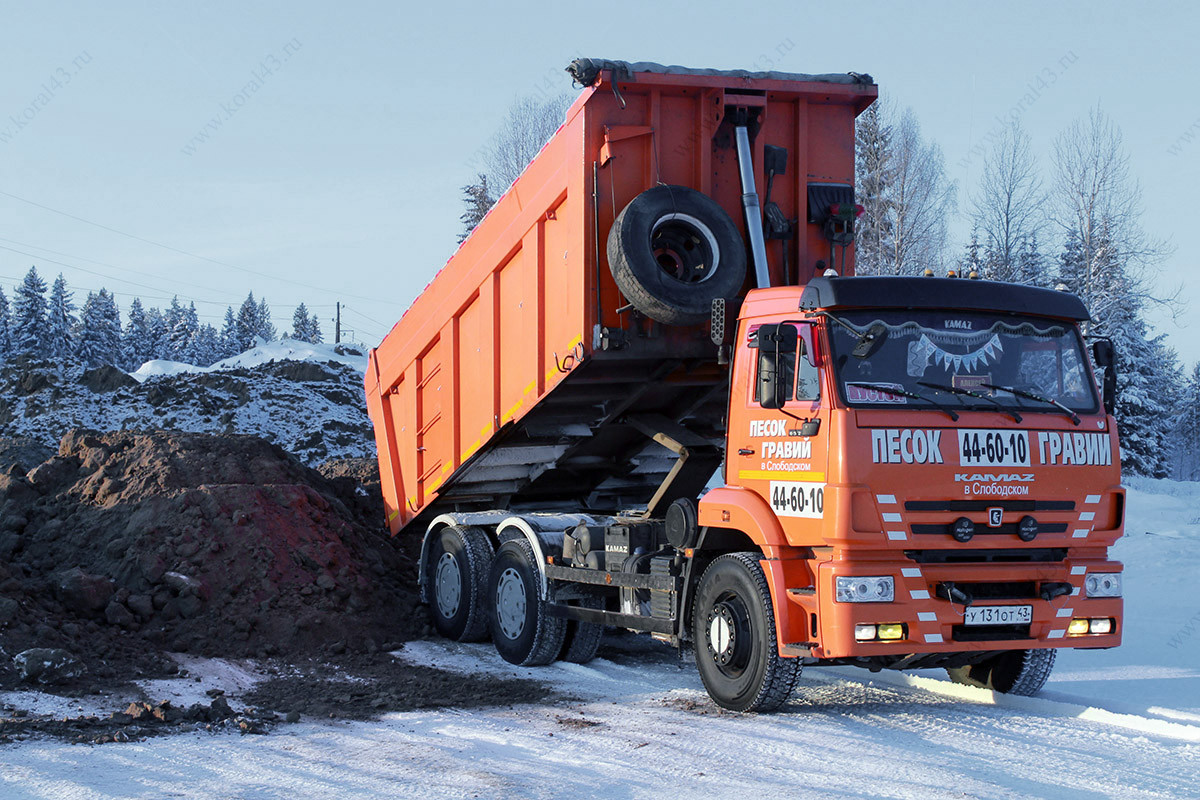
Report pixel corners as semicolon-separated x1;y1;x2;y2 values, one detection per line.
756;324;797;410
1092;340;1117;414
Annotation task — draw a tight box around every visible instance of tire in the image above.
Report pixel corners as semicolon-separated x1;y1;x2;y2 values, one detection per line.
947;648;1056;696
691;552;800;712
426;525;493;642
487;539;568;666
607;185;747;326
559;596;605;664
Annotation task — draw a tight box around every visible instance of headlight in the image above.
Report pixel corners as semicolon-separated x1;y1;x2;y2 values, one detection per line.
1084;573;1122;598
835;576;894;603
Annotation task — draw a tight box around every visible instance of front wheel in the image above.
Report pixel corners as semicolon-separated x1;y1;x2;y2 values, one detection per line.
691;553;800;712
487;539;567;666
947;648;1056;696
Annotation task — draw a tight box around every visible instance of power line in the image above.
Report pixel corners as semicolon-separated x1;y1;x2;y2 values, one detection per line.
0;188;395;304
0;235;238;297
0;243;234;307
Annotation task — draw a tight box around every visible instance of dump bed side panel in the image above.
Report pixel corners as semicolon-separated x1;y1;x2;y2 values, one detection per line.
368;67;876;534
368;99;589;530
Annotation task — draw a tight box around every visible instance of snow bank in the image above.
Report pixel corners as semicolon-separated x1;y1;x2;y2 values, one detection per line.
128;341;368;383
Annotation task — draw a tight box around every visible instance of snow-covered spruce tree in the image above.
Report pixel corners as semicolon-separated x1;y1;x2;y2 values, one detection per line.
146;307;169;360
235;293;261;351
185;323;220;366
854;105;954;275
458;174;494;244
163;297;185;359
291;303;312;342
12;266;50;359
121;297;152;370
305;313;323;344
1173;363;1200;480
169;301;199;361
219;306;238;359
1075;235;1175;478
47;274;76;359
76;289;122;367
0;286;11;360
958;229;984;277
1014;234;1051;288
854;101;894;276
256;296;276;342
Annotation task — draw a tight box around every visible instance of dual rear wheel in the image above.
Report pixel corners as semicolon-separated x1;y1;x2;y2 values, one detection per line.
425;530;603;665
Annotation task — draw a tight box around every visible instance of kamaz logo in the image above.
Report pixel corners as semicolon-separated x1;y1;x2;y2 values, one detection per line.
954;473;1035;482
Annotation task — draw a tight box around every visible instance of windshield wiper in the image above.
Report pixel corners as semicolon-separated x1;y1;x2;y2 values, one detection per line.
846;382;959;421
981;383;1080;426
917;381;1023;423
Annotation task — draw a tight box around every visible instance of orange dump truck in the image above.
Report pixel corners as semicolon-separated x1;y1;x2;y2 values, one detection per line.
365;59;1123;711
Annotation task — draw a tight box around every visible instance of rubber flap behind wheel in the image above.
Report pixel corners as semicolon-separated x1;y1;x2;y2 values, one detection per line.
607;185;747;326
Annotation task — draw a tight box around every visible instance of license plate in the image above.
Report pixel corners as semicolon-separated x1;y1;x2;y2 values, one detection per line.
963;605;1032;626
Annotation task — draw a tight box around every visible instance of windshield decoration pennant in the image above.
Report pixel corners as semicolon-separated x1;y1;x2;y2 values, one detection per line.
909;333;1002;376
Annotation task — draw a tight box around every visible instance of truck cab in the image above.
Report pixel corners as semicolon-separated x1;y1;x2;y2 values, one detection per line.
700;275;1122;693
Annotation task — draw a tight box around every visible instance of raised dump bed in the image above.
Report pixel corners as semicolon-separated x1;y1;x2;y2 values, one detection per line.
366;59;877;535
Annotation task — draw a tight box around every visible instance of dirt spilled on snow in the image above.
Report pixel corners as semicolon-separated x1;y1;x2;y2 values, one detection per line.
0;430;553;744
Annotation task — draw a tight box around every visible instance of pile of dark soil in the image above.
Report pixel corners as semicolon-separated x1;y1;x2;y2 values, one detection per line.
0;429;425;690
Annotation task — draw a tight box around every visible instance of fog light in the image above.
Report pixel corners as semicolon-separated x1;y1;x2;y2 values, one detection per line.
951;517;975;542
1068;618;1090;635
1089;618;1113;634
877;623;905;640
854;623;877;641
1017;515;1039;542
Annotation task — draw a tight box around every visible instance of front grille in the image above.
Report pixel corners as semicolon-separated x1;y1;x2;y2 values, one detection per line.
911;522;1069;536
904;500;1075;512
906;548;1067;564
951;581;1038;600
952;624;1032;642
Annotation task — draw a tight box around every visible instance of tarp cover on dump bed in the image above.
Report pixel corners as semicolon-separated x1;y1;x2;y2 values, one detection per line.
566;58;875;88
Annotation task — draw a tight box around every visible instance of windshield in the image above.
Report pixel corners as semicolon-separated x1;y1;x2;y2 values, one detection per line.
828;310;1099;414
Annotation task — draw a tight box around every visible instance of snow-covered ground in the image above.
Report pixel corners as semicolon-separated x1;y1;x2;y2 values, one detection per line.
127;340;368;383
2;479;1199;799
1;342;375;463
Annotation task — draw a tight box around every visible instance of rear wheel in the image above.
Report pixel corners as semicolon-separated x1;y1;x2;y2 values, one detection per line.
947;648;1056;696
691;553;800;712
488;539;567;666
426;525;493;642
559;595;605;664
607;185;746;326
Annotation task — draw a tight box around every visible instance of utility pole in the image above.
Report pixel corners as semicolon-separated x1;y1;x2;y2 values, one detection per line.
335;302;341;344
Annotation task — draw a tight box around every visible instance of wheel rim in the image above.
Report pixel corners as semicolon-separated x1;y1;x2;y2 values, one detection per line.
495;567;527;640
434;551;462;619
650;213;719;284
706;595;751;676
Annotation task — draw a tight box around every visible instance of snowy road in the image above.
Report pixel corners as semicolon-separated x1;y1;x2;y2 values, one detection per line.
2;636;1199;800
3;479;1200;799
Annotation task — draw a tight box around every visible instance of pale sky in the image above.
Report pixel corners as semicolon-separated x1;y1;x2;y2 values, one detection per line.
1;1;1196;362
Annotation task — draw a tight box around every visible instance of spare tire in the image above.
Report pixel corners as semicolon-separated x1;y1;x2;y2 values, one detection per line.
607;185;747;326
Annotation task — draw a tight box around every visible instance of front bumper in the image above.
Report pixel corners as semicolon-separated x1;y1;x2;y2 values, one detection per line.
803;556;1122;659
